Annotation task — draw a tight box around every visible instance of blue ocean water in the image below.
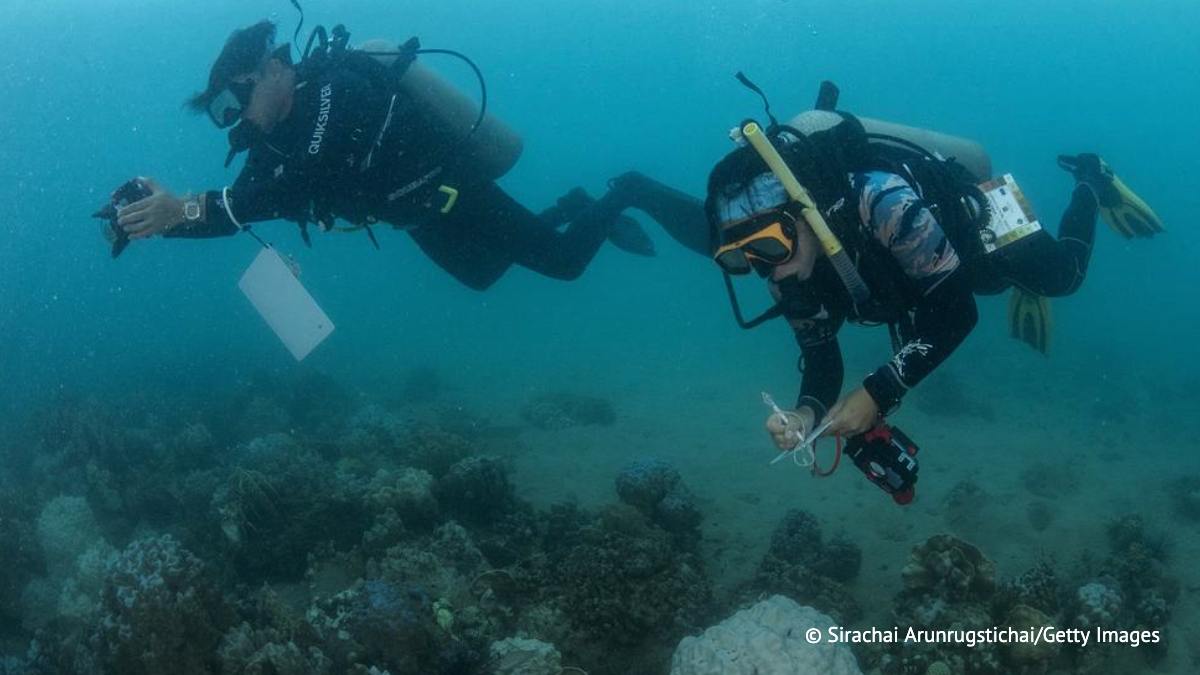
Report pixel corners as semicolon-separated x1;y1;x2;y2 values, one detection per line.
1;1;1198;672
3;0;1196;418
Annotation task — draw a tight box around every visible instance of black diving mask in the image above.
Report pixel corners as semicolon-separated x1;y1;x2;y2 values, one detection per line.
207;77;257;129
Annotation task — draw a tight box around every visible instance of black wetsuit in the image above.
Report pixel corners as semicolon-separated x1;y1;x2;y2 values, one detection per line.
173;63;620;290
620;170;1099;416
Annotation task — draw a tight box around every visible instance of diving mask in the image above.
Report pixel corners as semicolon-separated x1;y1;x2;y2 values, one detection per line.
207;77;257;129
713;205;801;275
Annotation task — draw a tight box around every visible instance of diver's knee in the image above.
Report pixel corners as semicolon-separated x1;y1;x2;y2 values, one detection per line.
550;263;586;281
458;273;502;291
1026;276;1079;299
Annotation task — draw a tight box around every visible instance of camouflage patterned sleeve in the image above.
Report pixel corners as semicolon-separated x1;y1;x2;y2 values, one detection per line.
854;172;978;413
856;171;960;294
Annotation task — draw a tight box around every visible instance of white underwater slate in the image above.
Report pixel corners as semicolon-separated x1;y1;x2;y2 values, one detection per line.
238;248;334;361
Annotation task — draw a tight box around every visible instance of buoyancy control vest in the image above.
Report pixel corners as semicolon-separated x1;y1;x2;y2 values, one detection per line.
268;24;525;244
782;108;1001;295
719;80;1007;342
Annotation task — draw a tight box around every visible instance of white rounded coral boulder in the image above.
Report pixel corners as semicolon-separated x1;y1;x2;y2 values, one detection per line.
669;595;863;675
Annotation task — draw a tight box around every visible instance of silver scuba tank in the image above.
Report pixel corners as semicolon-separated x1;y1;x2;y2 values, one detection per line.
359;38;524;181
787;110;993;182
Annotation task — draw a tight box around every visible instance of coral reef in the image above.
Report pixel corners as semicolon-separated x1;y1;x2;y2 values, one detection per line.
740;509;862;623
997;559;1062;617
213;434;370;582
615;457;680;511
364;466;439;527
521;392;616;430
901;534;996;603
8;370;1185;675
528;503;715;674
1072;580;1122;628
867;516;1183;675
405;426;478;478
871;534;1005;675
669;595;863;675
434;455;516;524
488;637;562;675
371;522;488;602
1065;514;1178;665
341;404;408;457
306;579;472;673
1001;604;1059;668
615;458;702;538
217;622;333;675
8;376;723;674
342;407;477;477
17;395;155;514
94;535;236;675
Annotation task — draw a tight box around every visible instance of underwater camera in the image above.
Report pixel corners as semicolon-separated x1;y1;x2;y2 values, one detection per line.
845;424;920;505
91;178;152;258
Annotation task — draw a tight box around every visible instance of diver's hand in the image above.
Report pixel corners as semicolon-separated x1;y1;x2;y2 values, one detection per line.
117;177;185;239
823;387;881;438
766;406;815;451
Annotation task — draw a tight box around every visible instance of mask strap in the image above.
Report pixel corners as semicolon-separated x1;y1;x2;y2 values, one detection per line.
723;271;785;329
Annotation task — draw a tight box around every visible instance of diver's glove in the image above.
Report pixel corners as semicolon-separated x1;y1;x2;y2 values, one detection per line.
1057;153;1164;238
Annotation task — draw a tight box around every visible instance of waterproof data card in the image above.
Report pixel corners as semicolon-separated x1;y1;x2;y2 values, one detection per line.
238;248;334;361
978;173;1042;254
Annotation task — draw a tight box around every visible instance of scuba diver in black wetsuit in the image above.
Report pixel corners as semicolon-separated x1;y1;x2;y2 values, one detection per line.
112;20;653;290
609;81;1165;460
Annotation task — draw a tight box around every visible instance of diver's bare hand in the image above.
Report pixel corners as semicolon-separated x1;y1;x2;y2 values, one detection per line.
766;406;815;451
117;177;184;239
824;387;880;438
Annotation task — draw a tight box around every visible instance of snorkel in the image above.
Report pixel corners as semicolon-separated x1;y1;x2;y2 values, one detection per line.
716;73;873;328
737;121;871;307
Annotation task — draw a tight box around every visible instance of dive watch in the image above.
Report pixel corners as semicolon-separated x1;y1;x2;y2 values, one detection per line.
183;196;202;224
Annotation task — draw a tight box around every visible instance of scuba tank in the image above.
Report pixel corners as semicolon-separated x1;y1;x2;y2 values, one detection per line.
857;117;990;183
285;24;522;246
788;111;992;183
283;1;521;182
782;101;1014;297
359;38;523;181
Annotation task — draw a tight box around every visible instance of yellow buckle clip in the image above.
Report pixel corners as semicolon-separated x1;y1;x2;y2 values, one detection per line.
437;185;459;214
